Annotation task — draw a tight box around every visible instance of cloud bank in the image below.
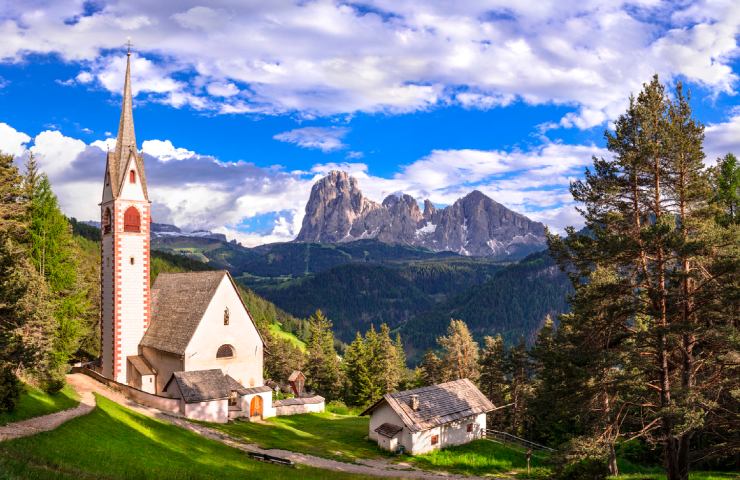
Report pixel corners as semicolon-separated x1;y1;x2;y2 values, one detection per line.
2;112;737;246
1;1;737;127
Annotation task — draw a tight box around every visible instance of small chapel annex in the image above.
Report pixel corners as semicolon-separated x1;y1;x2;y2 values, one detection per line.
96;48;276;423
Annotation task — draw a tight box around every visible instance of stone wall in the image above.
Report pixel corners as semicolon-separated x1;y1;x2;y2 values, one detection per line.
75;367;181;415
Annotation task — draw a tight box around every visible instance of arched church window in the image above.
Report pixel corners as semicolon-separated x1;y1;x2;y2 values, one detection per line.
123;206;141;232
216;344;235;359
129;170;136;183
103;208;112;234
224;307;230;325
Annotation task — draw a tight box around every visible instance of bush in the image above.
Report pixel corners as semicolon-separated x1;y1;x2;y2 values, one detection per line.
326;400;350;415
0;367;22;413
553;437;610;480
558;458;609;480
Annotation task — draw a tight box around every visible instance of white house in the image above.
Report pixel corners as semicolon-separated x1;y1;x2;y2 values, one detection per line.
361;379;495;455
97;49;276;424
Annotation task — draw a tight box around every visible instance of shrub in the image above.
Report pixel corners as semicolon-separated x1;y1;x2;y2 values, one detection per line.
553;437;610;480
0;367;22;413
326;400;350;415
558;457;609;480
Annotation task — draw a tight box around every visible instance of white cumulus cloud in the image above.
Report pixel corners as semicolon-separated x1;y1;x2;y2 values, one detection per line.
274;127;349;152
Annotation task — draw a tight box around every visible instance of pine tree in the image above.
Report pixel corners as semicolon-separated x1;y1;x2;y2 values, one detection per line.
0;152;54;410
479;334;508;428
371;324;402;394
420;350;442;385
710;153;739;226
437;319;479;383
343;332;378;406
505;338;532;438
548;76;739;480
26;169;89;392
304;310;343;401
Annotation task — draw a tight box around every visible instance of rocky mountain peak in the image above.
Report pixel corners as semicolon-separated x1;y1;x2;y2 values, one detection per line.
295;171;547;258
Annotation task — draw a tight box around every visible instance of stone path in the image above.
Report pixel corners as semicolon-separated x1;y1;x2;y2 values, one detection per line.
0;374;95;441
3;373;494;479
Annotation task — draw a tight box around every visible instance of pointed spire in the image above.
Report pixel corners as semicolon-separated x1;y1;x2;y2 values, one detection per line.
114;44;137;174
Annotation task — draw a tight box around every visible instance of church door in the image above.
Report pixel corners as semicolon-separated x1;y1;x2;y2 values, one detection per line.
250;395;263;417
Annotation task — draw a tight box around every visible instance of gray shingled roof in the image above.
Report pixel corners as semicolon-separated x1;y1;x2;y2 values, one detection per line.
141;270;226;355
224;375;271;395
165;369;232;403
141;270;265;356
375;423;403;438
361;379;494;433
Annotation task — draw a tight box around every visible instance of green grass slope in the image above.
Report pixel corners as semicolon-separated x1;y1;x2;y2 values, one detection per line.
210;411;382;464
0;383;79;426
0;395;379;480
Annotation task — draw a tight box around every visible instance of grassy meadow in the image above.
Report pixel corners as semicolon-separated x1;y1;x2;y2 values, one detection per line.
0;395;380;480
0;383;79;426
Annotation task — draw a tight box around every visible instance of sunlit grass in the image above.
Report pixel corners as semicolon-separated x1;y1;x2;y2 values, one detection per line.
406;439;550;478
0;395;379;480
0;383;79;426
268;322;307;351
209;411;385;463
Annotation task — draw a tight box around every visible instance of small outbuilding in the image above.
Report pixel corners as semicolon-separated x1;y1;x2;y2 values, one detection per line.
361;378;494;455
164;369;274;423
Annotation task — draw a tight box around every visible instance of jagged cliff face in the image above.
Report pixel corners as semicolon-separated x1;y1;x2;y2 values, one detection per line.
295;171;547;258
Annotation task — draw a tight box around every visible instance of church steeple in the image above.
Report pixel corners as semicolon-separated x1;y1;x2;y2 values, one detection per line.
104;43;148;201
114;46;137;172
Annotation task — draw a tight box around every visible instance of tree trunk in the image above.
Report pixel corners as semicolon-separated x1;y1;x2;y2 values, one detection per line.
607;443;619;477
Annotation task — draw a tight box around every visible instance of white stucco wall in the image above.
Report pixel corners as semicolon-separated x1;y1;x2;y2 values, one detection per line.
184;275;264;388
184;399;229;423
142;346;183;394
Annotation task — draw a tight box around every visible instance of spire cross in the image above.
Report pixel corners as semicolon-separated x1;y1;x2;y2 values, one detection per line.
125;38;133;56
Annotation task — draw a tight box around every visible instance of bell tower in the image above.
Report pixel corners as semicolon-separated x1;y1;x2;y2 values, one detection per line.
100;46;151;384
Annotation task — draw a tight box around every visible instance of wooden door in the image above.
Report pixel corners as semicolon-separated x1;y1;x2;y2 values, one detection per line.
250;395;263;417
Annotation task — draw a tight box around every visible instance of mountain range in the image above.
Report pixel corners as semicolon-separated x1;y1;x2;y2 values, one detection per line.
296;170;547;259
82;171;569;360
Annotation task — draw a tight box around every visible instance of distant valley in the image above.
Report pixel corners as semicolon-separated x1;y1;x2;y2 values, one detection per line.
86;171;570;361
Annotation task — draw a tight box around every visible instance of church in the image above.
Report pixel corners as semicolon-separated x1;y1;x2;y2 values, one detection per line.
97;49;275;423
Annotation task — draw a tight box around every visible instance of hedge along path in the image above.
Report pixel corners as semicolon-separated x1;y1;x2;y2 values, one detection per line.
4;374;494;479
0;375;95;441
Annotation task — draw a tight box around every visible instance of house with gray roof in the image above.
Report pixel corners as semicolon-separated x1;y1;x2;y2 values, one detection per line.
361;379;495;454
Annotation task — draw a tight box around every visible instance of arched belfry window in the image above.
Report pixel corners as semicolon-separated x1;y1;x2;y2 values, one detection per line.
129;170;136;183
102;208;112;234
224;307;230;325
123;206;141;232
216;344;235;359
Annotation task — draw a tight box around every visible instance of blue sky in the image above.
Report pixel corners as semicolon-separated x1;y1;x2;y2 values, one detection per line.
0;1;738;245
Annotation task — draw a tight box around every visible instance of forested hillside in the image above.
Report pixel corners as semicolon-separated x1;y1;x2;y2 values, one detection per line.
152;232;570;354
401;251;571;357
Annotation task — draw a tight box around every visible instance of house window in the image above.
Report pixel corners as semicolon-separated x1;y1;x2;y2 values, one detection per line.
123;206;141;232
216;344;234;359
130;257;135;265
228;391;238;407
224;307;229;325
103;208;112;234
129;170;136;183
467;423;473;433
431;434;439;446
